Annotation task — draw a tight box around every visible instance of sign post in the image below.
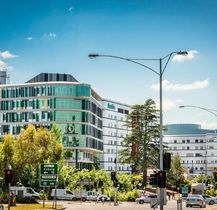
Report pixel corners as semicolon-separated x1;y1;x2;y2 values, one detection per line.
40;164;58;209
40;164;58;187
177;198;182;210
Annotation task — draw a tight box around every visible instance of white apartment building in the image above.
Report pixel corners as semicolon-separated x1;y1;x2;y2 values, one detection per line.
100;99;131;173
164;124;217;176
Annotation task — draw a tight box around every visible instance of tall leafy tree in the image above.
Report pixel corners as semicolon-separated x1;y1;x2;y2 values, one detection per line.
12;124;64;186
119;99;160;187
167;153;186;190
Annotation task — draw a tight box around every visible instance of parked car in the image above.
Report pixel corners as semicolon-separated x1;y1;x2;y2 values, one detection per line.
186;194;206;208
136;194;158;204
202;194;217;205
96;195;110;201
10;186;39;199
51;189;75;200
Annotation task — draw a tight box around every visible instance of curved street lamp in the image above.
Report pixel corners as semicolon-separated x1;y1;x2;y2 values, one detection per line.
89;51;188;210
179;105;217;117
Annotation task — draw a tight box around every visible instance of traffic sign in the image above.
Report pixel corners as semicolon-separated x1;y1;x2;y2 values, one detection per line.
40;164;58;187
181;186;188;197
150;196;158;209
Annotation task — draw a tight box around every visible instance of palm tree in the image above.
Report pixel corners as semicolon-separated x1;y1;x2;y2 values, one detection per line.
119;99;160;187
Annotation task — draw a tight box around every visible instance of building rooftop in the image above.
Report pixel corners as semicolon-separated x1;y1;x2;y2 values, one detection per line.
164;124;217;135
26;73;78;83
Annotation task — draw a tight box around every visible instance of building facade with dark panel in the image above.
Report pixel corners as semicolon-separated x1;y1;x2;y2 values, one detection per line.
0;73;103;169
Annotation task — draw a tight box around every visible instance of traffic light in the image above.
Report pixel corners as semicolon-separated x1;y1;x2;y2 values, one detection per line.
214;172;217;182
111;171;116;181
5;169;13;184
98;180;104;188
157;170;166;188
163;153;171;170
111;171;118;187
149;173;158;186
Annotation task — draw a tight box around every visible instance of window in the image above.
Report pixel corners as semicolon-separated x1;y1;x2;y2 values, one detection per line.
174;140;177;143
182;140;185;143
187;147;190;150
195;139;198;143
187;139;190;143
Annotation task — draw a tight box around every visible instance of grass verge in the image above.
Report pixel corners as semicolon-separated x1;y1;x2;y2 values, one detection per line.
1;204;63;210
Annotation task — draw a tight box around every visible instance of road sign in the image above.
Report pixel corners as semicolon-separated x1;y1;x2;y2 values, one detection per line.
150;197;158;209
40;164;58;187
181;186;188;197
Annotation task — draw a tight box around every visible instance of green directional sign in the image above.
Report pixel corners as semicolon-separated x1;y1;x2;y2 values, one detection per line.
40;163;58;187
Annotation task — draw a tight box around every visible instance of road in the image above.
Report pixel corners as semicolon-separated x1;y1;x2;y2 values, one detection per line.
56;200;217;210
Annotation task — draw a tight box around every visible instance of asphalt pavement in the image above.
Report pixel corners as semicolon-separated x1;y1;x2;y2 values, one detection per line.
57;199;217;210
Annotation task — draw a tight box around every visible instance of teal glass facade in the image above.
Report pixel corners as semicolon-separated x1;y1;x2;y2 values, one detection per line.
0;82;103;169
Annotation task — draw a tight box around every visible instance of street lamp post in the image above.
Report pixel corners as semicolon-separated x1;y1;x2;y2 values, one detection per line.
179;105;217;117
89;51;188;210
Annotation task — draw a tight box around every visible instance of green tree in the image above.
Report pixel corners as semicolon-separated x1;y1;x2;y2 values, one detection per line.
119;99;160;187
167;153;186;190
0;134;15;183
12;124;64;186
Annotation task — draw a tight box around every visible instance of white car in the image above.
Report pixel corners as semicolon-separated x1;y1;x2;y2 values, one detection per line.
186;194;206;208
202;194;217;205
96;195;110;201
136;194;157;204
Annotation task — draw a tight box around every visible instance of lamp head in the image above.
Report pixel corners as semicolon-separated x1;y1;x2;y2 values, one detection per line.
88;54;99;59
177;51;188;56
179;105;185;108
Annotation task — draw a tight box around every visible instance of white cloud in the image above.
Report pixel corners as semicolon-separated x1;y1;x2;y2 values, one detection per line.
197;121;217;129
43;32;57;38
27;37;33;40
0;51;18;59
172;50;198;62
48;33;57;38
69;6;74;11
155;98;184;111
0;60;8;70
150;79;209;91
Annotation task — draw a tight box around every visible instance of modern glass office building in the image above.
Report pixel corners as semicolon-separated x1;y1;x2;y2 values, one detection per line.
0;73;103;169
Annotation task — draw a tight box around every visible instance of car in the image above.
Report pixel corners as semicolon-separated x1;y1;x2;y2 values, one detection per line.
135;194;158;204
96;195;110;201
186;194;206;208
202;194;217;205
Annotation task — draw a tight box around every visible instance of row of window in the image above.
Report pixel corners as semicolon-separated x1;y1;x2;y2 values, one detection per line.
106;166;130;171
2;111;53;123
62;135;103;151
171;146;215;150
173;139;204;143
1;85;91;98
1;98;102;118
183;160;206;164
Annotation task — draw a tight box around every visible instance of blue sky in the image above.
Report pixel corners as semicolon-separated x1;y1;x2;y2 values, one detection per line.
0;0;217;129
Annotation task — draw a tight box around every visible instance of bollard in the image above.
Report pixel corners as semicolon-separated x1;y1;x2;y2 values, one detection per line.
177;198;182;210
